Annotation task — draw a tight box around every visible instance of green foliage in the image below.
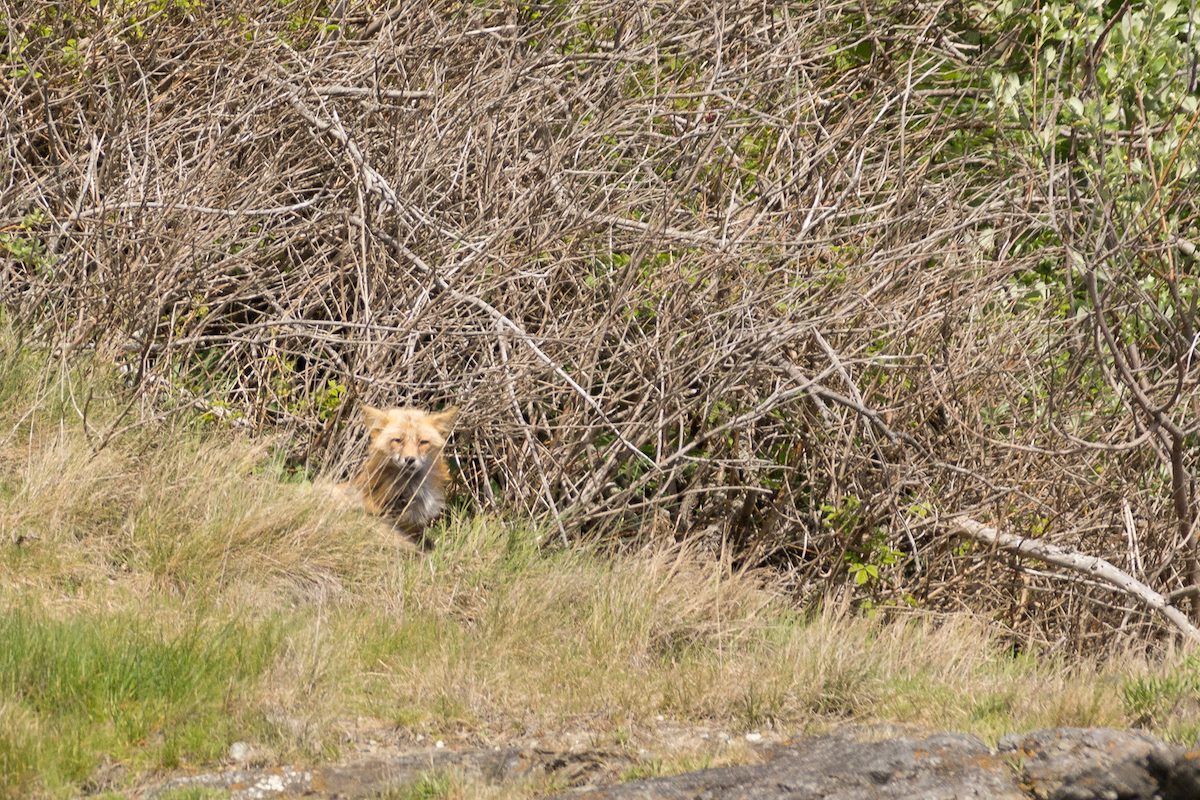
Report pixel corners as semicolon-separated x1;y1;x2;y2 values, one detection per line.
982;0;1200;315
0;210;52;274
3;0;206;82
822;496;904;591
3;0;349;82
316;378;347;421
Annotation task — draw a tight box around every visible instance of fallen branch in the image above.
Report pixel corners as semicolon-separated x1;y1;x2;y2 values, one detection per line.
951;516;1200;646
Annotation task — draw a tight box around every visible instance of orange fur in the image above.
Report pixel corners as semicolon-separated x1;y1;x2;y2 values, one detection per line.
338;405;458;538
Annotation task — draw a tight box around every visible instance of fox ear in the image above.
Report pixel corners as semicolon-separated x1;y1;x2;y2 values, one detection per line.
430;406;459;435
361;405;388;435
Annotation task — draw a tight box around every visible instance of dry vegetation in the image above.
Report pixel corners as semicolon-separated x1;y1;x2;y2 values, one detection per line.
3;0;1200;669
3;339;1200;799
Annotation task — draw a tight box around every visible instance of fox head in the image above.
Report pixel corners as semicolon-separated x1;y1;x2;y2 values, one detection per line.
361;405;458;477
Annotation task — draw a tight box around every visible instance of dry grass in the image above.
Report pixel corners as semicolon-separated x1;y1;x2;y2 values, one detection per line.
5;337;1200;798
7;0;1200;653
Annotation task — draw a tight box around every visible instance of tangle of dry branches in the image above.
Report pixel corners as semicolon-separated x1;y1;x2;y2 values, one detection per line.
5;0;1200;653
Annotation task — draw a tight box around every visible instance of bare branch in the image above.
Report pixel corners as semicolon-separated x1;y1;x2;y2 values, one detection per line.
952;516;1200;646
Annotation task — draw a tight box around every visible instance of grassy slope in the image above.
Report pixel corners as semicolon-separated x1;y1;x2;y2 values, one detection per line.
1;337;1199;798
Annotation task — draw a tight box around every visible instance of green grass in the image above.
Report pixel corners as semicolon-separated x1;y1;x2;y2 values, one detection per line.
1121;655;1200;742
0;610;276;797
155;789;232;800
1;329;1199;798
377;773;456;800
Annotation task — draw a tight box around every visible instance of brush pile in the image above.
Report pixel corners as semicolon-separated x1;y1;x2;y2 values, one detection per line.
5;0;1200;651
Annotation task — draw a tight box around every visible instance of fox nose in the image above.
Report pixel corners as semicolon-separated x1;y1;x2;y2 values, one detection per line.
400;455;417;468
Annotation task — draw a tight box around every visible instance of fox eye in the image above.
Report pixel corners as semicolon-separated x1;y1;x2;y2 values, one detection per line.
391;437;403;445
419;439;430;447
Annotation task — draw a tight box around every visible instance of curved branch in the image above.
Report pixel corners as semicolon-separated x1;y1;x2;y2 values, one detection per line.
951;516;1200;646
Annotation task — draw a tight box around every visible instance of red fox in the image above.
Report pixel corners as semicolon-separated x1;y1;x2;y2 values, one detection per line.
337;405;458;539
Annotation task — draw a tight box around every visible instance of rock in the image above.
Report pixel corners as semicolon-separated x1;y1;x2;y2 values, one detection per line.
1162;749;1200;798
151;766;313;800
999;729;1200;800
560;731;1025;800
145;727;1200;800
147;745;632;799
555;728;1200;800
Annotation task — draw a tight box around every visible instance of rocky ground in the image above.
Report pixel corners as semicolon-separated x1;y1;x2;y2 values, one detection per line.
142;725;1200;800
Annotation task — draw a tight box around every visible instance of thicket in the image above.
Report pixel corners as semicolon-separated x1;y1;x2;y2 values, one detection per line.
3;0;1200;653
